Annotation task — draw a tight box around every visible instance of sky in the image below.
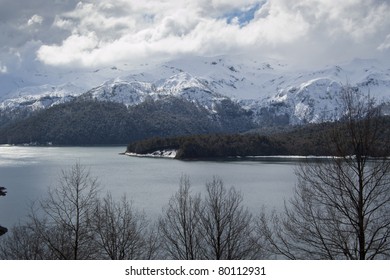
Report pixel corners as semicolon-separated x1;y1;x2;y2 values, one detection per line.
1;0;390;78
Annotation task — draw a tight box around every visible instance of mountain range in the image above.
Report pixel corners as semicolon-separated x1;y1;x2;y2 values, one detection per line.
0;55;389;144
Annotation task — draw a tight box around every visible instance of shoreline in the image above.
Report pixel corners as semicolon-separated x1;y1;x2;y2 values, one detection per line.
124;149;177;159
124;151;337;161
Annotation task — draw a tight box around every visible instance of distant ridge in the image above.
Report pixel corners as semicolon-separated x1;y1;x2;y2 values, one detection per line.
0;55;390;145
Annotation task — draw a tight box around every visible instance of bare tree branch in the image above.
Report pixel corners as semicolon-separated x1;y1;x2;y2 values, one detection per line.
258;86;390;259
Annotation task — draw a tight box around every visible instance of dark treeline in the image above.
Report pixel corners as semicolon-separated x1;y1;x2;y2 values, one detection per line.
127;116;390;159
274;115;390;156
0;97;254;145
127;133;289;159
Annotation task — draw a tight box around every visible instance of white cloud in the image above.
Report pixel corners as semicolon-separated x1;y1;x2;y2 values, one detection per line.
249;1;310;44
38;33;100;66
27;14;44;26
0;62;7;74
25;0;390;69
53;16;74;30
378;34;390;51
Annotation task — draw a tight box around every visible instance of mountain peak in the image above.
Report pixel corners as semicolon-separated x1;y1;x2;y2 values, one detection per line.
1;55;389;126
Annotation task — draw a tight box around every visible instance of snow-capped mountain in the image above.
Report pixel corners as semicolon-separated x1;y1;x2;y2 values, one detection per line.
82;72;228;114
0;83;83;112
251;60;390;125
1;55;390;126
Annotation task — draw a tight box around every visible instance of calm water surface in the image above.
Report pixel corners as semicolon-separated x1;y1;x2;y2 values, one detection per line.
0;146;298;227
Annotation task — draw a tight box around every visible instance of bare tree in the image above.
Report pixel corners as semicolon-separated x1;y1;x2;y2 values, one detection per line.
201;177;257;260
159;176;260;260
0;163;160;260
0;221;52;260
30;162;100;259
258;87;390;259
92;193;156;259
159;175;204;259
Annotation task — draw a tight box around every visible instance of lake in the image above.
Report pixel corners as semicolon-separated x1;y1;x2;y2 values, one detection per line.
0;146;298;228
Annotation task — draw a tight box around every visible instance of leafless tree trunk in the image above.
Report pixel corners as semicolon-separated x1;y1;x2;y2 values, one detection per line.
200;177;257;260
0;163;161;260
159;176;261;260
258;86;390;259
0;222;49;259
30;162;100;259
158;175;204;259
92;193;156;259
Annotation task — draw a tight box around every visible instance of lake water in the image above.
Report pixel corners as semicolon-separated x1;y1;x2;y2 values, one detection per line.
0;146;298;228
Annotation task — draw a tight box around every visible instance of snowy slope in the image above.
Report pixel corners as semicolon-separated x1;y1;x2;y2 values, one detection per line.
83;71;228;113
1;55;390;125
0;83;83;111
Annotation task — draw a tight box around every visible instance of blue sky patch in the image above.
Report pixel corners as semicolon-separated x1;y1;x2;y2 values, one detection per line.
225;2;264;27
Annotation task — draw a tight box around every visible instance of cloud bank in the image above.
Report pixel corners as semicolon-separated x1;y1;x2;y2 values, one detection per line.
1;0;390;72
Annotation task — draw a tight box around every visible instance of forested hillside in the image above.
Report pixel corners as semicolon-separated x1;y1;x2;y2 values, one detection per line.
127;134;289;159
126;116;390;159
0;97;254;145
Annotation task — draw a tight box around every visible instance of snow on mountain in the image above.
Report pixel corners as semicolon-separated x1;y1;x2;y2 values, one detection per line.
153;72;227;111
83;78;153;105
242;60;390;124
1;55;390;126
0;83;84;112
83;71;228;114
251;78;345;125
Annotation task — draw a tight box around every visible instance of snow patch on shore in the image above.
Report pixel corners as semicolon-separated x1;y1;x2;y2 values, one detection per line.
125;149;177;159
